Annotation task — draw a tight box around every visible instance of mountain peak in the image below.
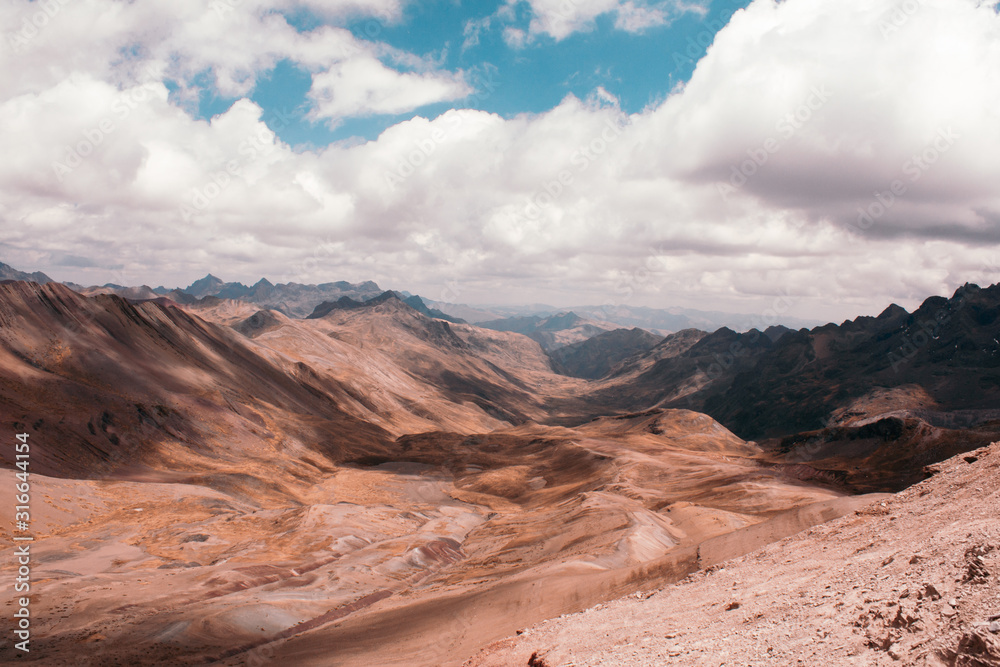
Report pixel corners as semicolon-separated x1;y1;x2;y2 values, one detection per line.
185;274;225;296
306;291;411;319
877;303;908;320
0;262;54;285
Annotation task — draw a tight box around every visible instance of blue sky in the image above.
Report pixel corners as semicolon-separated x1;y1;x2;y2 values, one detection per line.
198;0;753;148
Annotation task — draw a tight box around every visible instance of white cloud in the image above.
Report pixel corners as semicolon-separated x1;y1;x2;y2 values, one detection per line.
502;26;530;49
516;0;703;42
466;0;697;48
0;0;463;114
2;0;1000;321
308;56;471;122
614;2;669;32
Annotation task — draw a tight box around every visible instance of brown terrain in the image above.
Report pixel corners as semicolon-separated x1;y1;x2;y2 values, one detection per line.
466;441;1000;667
0;279;997;666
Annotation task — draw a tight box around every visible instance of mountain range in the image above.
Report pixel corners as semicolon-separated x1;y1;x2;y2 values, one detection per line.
0;265;998;665
4;262;820;340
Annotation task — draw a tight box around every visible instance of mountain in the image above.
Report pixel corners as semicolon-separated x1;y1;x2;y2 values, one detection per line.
427;299;822;333
0;281;393;479
568;303;821;335
0;261;53;284
604;327;709;378
0;279;856;666
306;291;465;324
590;284;1000;484
477;311;619;350
184;273;226;297
176;274;384;317
588;325;778;416
549;327;663;379
402;294;466;323
2;276;1000;666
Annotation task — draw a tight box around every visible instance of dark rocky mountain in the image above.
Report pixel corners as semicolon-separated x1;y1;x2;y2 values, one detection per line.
549;327;662;379
590;326;776;415
700;283;1000;439
182;273;226;297
305;291;464;323
763;324;792;342
566;304;820;335
0;261;53;284
604;328;709;379
403;294;466;323
478;311;616;350
596;283;1000;444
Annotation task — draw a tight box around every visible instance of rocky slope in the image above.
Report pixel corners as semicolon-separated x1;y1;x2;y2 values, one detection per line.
465;441;1000;667
477;312;619;351
0;281;393;479
549;327;662;379
593;284;1000;442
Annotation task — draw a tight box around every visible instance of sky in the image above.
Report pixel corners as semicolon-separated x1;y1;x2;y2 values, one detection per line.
1;0;999;321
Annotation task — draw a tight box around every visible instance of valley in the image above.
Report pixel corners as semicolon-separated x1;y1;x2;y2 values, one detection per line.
0;277;997;665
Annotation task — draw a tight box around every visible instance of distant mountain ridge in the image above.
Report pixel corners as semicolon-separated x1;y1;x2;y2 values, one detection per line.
427;299;822;335
477;312;618;351
0;262;53;285
169;274;383;317
307;291;465;323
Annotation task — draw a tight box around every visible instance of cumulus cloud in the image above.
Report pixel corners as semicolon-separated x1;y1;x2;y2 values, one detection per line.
0;0;463;113
308;56;471;122
520;0;703;42
2;0;1000;320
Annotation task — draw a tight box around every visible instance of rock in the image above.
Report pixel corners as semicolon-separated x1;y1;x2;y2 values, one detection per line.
919;583;942;601
891;601;920;629
989;621;1000;634
888;643;904;660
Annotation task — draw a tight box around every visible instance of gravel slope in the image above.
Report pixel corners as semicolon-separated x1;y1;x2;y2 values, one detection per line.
465;442;1000;667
